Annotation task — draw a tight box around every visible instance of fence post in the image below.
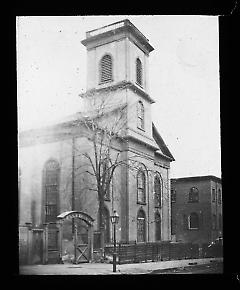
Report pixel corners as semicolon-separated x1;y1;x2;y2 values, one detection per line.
118;242;121;265
169;242;171;261
43;223;48;264
25;222;32;265
145;243;147;262
134;241;137;263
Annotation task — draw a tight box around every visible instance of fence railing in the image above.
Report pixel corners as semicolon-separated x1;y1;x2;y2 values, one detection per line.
104;241;218;265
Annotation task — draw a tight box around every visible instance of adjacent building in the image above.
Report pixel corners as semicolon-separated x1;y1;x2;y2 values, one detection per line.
170;175;222;245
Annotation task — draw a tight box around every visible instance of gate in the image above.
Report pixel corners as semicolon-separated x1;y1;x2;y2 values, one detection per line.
74;223;90;263
57;211;94;264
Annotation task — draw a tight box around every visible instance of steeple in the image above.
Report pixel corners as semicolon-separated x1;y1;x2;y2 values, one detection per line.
80;19;157;148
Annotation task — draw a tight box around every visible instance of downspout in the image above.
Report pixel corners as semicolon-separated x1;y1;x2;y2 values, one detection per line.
72;137;75;234
167;168;171;241
147;169;150;242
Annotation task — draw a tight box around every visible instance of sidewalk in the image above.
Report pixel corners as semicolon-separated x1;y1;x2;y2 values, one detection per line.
19;257;223;275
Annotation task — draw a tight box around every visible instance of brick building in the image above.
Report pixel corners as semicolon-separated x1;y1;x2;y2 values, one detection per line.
18;19;175;261
170;175;222;245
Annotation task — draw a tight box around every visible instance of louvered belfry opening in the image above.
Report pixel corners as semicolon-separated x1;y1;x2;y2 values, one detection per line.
100;54;112;83
136;58;142;86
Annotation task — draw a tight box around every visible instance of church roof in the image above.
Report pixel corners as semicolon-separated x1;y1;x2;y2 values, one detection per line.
152;123;175;161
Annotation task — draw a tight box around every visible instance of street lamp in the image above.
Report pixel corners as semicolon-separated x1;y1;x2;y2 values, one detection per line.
110;210;119;272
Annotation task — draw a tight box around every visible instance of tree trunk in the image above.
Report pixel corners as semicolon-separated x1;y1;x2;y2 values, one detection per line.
99;197;105;255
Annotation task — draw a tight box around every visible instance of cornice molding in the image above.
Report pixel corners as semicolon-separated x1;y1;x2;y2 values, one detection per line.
79;81;155;104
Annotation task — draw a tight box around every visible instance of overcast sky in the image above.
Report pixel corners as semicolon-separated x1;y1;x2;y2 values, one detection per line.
17;15;221;179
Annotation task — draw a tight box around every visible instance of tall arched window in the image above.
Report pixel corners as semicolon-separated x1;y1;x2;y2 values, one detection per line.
188;212;199;229
137;209;146;242
137;169;146;204
218;189;222;204
188;187;199;203
100;54;113;83
43;160;60;222
155;212;161;241
136;58;142;86
137;101;144;130
102;207;110;243
154;174;162;207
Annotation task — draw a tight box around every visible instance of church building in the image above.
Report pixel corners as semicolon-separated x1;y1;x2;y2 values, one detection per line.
19;19;175;261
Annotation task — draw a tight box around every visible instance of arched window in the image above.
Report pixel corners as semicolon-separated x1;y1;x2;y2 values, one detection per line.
154;174;161;207
136;58;142;86
155;212;161;241
218;189;222;204
137;101;144;130
43;160;60;222
100;54;113;83
188;212;199;229
188;187;199;203
137;209;146;242
102;206;110;243
137;169;146;204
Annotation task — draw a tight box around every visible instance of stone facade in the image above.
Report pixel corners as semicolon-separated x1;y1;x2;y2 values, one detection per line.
171;176;222;245
18;19;174;247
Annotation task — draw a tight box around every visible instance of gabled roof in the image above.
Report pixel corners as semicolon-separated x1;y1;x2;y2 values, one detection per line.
152;123;175;161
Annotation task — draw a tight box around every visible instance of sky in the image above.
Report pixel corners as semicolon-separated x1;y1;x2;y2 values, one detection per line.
17;15;221;179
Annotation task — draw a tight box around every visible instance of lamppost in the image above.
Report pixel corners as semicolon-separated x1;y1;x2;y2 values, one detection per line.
110;210;119;273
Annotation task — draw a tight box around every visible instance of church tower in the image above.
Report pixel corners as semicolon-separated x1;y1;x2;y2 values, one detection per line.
81;19;158;149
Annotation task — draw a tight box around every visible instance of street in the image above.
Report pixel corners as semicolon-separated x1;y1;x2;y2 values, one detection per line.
149;261;223;274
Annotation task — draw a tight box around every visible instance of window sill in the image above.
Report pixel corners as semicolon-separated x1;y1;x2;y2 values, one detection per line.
188;228;199;231
99;79;113;85
137;126;145;132
135;82;144;89
137;201;147;206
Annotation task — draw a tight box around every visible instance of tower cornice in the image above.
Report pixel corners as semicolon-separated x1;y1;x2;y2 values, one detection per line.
81;19;154;54
79;80;155;104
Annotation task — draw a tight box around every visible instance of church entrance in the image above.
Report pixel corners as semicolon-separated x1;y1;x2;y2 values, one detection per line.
57;211;94;263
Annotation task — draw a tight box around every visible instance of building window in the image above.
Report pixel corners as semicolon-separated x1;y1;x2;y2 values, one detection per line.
136;58;143;86
100;54;113;83
212;188;216;202
154;175;162;207
137;169;146;204
137;101;144;130
188;212;199;230
44;160;60;223
218;189;222;204
155;212;161;241
171;188;176;203
212;214;217;230
188;187;199;203
102;207;110;243
137;209;146;242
